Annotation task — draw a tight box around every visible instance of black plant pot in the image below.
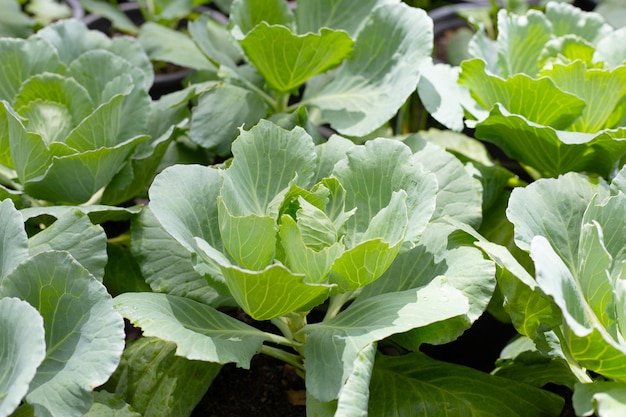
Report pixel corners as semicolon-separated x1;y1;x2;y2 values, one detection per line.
83;3;226;98
429;3;481;65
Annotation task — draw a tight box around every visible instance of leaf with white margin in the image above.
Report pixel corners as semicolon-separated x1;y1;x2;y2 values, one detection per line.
573;382;626;417
113;292;273;368
545;1;612;45
0;199;28;277
28;209;108;282
331;138;437;249
369;351;564;417
507;173;609;270
295;0;399;37
0;251;125;417
531;236;626;380
303;3;432;136
300;277;469;402
0;298;45;417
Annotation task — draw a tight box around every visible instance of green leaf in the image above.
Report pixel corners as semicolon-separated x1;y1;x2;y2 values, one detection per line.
0;199;28;277
531;236;626;380
138;22;215;72
0;0;33;38
0;251;125;417
0;298;45;417
459;59;586;129
301;277;469;402
220;263;333;320
28;209;108;282
507;173;608;269
303;3;432;136
229;0;293;38
295;0;399;37
334;343;376;417
474;105;626;178
369;352;564;417
331;138;437;248
104;337;221;417
240;23;353;93
79;0;139;34
131;207;231;307
573;382;626;417
495;8;552;77
540;62;626;132
20;205;141;225
189;83;267;156
103;242;152;297
220;120;317;216
217;198;276;270
545;1;612;44
113;292;271;368
83;391;141;417
188;13;242;69
0;37;63;101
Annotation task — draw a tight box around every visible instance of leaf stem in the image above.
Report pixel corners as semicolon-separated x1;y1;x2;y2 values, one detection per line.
261;345;305;372
323;291;354;321
0;166;19;190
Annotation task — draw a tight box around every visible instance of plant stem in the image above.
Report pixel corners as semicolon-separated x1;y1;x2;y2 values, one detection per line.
261;345;305;372
0;166;19;190
323;291;355;321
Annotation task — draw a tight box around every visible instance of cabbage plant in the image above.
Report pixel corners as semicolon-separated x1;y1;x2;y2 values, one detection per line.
0;199;125;417
0;19;154;205
421;2;626;179
112;120;564;415
140;0;434;155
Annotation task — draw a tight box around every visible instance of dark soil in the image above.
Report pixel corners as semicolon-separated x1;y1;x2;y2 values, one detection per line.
191;354;306;417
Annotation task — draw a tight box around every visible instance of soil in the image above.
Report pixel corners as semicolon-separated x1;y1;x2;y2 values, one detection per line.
191;354;306;417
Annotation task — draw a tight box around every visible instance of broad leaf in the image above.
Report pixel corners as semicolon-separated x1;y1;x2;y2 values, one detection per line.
83;391;141;417
105;337;221;417
0;298;45;417
114;292;272;368
369;352;564;417
190;83;266;156
295;0;399;37
545;1;612;44
301;277;469;402
303;3;432;136
229;0;293;38
0;199;28;277
28;209;108;282
573;382;626;417
240;23;353;93
0;251;125;417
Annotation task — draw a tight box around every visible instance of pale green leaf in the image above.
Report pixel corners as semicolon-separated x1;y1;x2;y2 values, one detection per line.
369;352;564;417
221;263;332;320
0;298;45;417
594;27;626;69
189;83;267;156
240;23;353;93
188;13;241;69
507;173;608;269
301;277;469;402
113;292;271;368
573;382;626;417
545;1;612;44
295;0;399;37
0;37;63;101
0;0;33;38
28;209;108;282
496;8;552;77
79;0;139;34
540;35;597;68
20;205;141;225
0;199;28;277
313;135;356;182
0;251;125;417
334;343;376;417
139;22;215;72
220;120;317;216
104;337;221;417
132;207;230;307
229;0;293;38
303;3;432;136
331;138;437;248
